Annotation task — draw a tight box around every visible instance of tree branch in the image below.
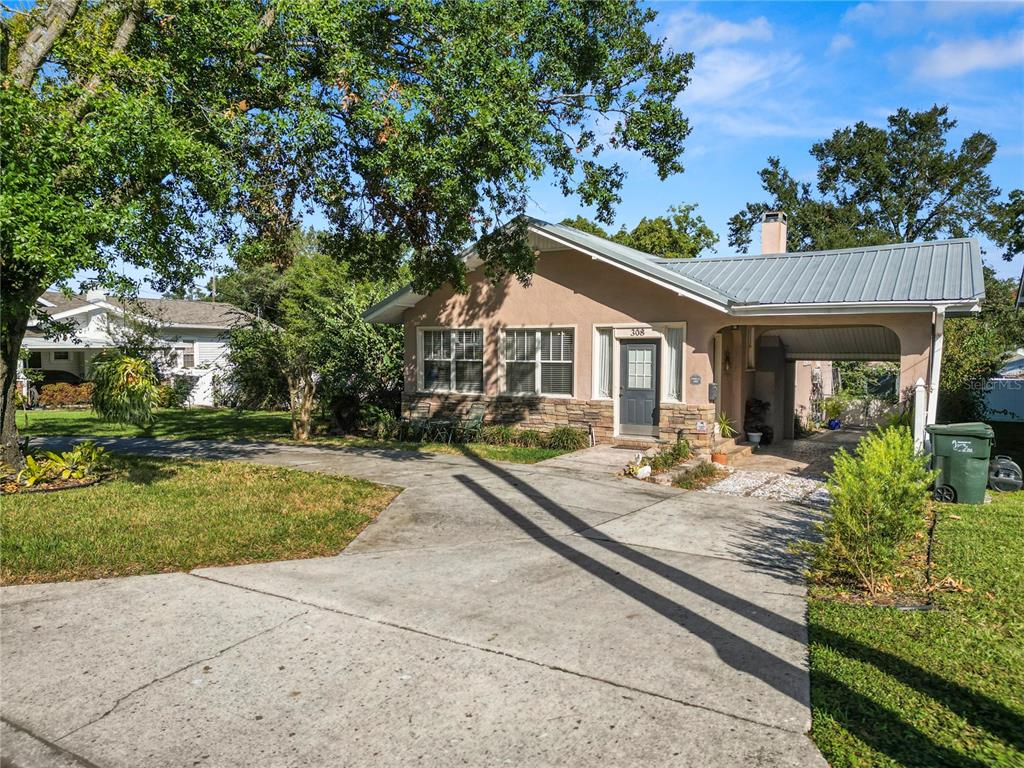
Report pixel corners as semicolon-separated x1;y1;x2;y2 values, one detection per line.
9;0;81;88
75;0;142;106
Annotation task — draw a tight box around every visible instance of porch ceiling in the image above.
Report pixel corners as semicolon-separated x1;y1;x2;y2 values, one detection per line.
763;326;901;361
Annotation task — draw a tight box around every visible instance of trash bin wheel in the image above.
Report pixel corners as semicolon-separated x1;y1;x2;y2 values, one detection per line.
933;485;957;503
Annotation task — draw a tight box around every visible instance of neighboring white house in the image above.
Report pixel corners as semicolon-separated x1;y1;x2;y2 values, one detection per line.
986;348;1024;422
22;290;248;406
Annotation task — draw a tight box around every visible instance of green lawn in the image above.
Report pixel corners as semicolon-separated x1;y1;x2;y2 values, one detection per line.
808;491;1024;767
20;407;293;440
19;408;564;464
1;455;397;585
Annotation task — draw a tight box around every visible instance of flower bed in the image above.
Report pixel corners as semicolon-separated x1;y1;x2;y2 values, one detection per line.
2;441;110;495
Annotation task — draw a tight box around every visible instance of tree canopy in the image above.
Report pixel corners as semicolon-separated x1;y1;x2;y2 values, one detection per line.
561;202;717;259
728;105;1002;253
1;0;694;462
216;237;406;439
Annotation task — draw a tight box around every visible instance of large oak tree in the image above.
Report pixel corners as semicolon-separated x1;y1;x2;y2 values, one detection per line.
1;0;693;464
728;106;1000;253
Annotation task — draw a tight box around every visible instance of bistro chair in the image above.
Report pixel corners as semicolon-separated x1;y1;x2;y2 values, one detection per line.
455;402;487;444
399;401;432;441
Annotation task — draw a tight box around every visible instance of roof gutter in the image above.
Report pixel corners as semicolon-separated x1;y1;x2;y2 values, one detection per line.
729;300;981;317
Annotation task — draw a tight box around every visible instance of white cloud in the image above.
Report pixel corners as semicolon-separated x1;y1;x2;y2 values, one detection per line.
842;2;883;25
844;1;1022;30
683;49;801;105
828;33;855;55
663;8;773;51
913;31;1024;78
691;106;853;140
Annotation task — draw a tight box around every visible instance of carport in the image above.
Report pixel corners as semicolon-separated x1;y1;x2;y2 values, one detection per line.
755;325;902;439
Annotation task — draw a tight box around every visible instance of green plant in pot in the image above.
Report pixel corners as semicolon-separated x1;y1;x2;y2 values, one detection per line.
712;412;737;465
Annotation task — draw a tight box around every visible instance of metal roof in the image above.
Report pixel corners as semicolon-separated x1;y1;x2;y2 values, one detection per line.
363;217;985;322
653;238;984;306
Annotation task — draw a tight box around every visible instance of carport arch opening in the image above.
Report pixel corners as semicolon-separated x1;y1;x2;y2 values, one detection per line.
710;324;906;441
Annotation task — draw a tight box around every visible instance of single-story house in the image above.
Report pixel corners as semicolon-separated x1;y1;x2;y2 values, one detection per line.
365;212;984;449
22;291;246;406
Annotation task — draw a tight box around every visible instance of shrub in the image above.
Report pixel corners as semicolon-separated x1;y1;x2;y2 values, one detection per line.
90;351;160;427
156;375;197;409
545;426;589;451
673;461;726;490
358;404;398;440
480;424;516;446
803;427;935;596
14;441;108;487
649;438;691;473
516;429;545;448
822;393;849;421
38;382;94;407
44;441;108;480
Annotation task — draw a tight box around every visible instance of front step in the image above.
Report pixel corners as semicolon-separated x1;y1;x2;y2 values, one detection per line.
611;436;667;453
696;437;755;463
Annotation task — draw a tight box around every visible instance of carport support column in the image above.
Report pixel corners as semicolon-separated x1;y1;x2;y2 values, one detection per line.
913;378;927;452
925;308;945;427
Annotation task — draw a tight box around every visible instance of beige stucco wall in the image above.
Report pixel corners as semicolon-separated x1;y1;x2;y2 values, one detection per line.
402;247;936;428
794;361;833;421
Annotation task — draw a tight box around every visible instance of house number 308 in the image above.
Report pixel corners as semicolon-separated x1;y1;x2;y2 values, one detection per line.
630;328;647;336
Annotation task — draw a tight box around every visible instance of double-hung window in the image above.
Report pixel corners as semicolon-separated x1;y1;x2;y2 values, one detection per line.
421;328;483;392
504;329;574;396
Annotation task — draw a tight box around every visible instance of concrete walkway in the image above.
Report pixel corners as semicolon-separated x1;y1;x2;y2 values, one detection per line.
2;439;825;768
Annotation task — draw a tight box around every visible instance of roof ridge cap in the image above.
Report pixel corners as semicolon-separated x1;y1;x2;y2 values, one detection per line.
658;236;977;265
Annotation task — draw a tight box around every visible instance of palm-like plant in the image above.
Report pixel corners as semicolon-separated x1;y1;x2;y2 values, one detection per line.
90;352;160;427
715;411;738;449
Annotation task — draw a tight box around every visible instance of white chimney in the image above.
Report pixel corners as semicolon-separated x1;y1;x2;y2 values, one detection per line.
761;211;788;254
85;288;106;302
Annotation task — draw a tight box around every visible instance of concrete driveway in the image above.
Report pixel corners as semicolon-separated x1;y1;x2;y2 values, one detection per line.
1;440;826;767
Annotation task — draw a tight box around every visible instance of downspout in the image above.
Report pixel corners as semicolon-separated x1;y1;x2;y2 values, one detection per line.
925;307;945;427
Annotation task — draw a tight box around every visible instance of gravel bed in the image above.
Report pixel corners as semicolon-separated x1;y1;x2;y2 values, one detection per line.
705;468;831;508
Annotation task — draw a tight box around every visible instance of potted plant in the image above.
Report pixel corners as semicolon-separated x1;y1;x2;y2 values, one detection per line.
743;398;772;446
711;412;737;465
822;394;845;430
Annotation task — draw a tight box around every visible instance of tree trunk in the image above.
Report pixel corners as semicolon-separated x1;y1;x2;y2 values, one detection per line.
1;296;36;469
287;369;316;441
9;0;82;87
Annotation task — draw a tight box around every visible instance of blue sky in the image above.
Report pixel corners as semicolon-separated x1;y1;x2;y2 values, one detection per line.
526;0;1024;281
107;1;1023;296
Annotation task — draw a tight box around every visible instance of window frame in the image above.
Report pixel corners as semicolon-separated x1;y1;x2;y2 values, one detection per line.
416;327;484;394
52;350;70;361
501;326;576;398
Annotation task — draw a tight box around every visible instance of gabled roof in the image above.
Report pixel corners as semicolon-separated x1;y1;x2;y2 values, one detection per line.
34;292;248;329
363;218;985;323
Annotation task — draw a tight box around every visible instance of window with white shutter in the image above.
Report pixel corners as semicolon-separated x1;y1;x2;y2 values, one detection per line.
502;328;574;396
420;329;482;392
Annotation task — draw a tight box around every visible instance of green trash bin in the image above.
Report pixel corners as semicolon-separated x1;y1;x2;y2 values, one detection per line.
926;422;994;504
